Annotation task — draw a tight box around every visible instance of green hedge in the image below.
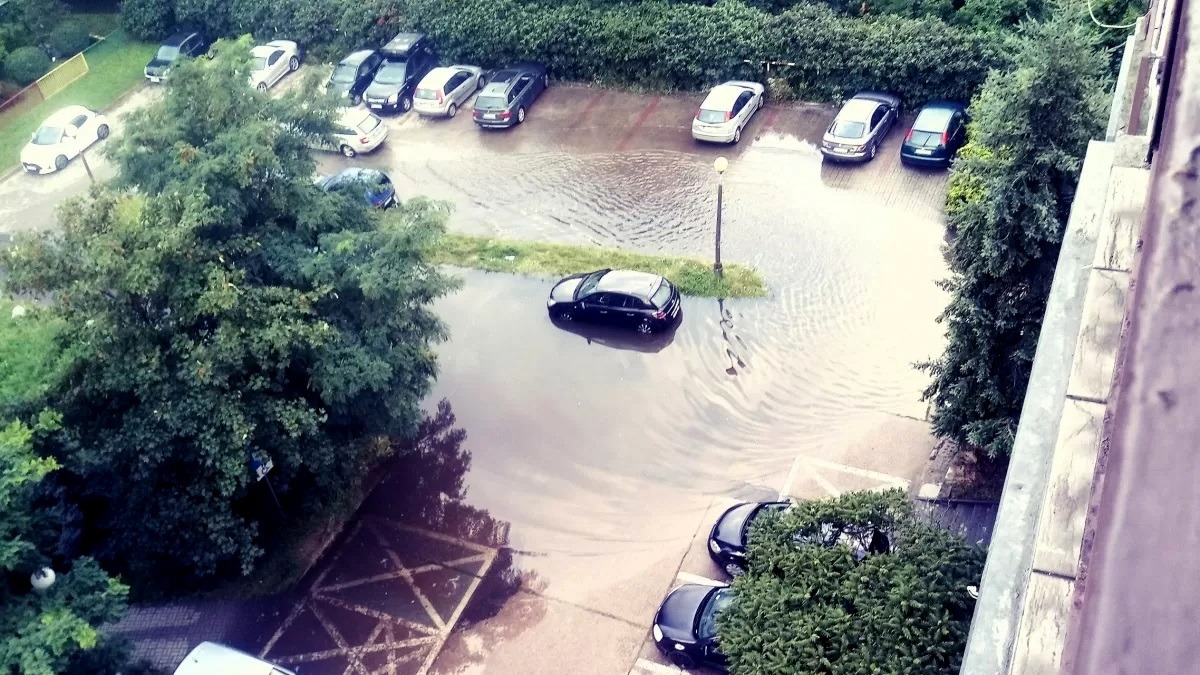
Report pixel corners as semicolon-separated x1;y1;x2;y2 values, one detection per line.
4;45;52;85
123;0;1010;104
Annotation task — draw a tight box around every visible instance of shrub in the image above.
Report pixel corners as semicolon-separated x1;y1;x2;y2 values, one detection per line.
4;45;51;85
120;0;175;41
48;19;92;57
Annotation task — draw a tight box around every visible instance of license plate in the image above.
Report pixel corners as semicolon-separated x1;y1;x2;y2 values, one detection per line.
484;113;496;120
915;148;933;155
370;103;382;109
834;147;849;154
148;76;160;83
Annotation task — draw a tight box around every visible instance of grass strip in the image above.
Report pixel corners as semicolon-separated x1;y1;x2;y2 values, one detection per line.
0;30;156;170
431;233;767;298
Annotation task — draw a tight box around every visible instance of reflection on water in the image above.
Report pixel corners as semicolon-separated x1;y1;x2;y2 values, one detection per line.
549;315;680;354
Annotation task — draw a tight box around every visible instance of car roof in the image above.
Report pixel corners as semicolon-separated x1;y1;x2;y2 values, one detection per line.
340;50;376;65
701;84;752;110
173;642;286;675
163;30;199;45
43;105;92;126
420;66;459;87
335;107;373;127
595;270;663;298
913;101;964;131
838;97;881;122
319;167;386;189
250;44;280;57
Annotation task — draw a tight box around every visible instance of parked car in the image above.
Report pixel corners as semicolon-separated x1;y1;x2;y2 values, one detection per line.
546;269;682;334
900;100;968;168
472;62;549;128
174;641;294;675
362;32;438;114
691;80;766;145
248;40;302;91
820;91;902;162
310;107;388;157
315;168;397;208
413;65;485;118
652;583;733;671
326;49;383;106
708;501;790;576
144;28;210;83
20;105;109;174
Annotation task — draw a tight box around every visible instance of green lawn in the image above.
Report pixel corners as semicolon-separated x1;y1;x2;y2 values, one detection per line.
0;30;155;170
432;233;768;298
0;299;66;414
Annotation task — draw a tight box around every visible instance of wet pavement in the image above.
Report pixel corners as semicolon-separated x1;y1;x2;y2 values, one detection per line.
12;78;953;674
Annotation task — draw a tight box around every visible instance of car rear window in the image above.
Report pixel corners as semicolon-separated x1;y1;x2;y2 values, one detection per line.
908;130;942;147
356;114;381;134
831;120;866;139
650;280;672;308
475;95;505;110
697;109;726;124
415;87;439;100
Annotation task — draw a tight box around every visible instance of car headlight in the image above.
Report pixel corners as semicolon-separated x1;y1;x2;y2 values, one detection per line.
652;625;663;642
709;539;722;554
547;298;556;307
388;92;399;103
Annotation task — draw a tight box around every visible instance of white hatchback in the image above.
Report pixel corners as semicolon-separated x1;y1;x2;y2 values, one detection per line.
691;81;765;145
21;105;110;175
314;107;388;157
413;65;485;118
173;642;294;675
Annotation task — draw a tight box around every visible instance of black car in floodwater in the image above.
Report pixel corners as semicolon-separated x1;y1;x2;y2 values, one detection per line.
547;269;681;334
314;168;397;209
327;49;383;106
708;501;790;575
652;583;732;671
362;32;438;114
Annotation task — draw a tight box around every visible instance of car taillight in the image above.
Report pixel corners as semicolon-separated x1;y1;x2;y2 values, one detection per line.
725;111;732;121
905;129;913;142
498;111;511;120
358;136;369;144
653;311;666;320
437;91;444;103
941;131;949;146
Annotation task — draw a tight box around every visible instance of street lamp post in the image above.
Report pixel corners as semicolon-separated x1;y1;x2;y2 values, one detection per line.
713;156;728;278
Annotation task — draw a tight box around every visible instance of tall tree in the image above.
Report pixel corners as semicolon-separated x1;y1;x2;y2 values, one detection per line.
919;11;1108;457
717;491;985;675
1;38;458;585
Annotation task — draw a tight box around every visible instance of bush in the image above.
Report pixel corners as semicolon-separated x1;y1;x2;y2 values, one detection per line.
4;45;51;85
48;19;92;57
120;0;175;40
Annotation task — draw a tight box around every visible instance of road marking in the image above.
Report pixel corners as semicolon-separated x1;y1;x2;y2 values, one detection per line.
676;571;725;587
568;91;607;132
633;657;685;674
615;96;661;151
779;454;910;500
811;470;843;497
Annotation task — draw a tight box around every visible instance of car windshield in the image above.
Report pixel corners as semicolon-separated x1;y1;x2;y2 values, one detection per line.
475;95;505;110
374;64;406;84
697;109;726;124
331;64;357;84
31;126;62;145
155;45;180;61
697;589;733;640
650;280;672;308
831;120;866;138
250;56;268;72
415;87;439;100
576;271;606;299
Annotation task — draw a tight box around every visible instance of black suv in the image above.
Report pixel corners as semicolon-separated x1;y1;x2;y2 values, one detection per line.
144;29;209;83
472;62;549;128
362;33;438;114
326;49;384;106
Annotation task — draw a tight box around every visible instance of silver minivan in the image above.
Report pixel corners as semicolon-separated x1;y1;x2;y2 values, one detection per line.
413;65;485;118
173;642;294;675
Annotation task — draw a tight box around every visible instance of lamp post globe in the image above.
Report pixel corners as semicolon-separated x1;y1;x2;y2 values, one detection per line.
31;567;56;592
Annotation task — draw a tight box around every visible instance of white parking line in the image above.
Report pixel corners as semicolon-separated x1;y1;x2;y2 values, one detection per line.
676;572;725;587
632;657;685;674
779;454;910;500
811;470;843;497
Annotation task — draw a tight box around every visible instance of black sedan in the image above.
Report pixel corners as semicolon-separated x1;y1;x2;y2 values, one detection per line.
472;62;549;128
900;100;968;168
314;168;397;209
708;501;790;576
652;583;732;671
547;269;681;334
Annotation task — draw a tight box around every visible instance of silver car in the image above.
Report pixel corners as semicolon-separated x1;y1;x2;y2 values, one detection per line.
248;40;301;91
821;91;902;162
691;80;766;144
311;107;388;157
412;65;484;118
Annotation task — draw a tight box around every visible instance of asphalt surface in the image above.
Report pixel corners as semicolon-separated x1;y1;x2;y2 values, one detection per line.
5;75;952;674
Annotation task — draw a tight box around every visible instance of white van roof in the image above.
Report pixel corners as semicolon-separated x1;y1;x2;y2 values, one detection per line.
173;642;294;675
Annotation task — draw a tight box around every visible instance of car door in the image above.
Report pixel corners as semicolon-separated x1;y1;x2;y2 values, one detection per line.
618;295;649;324
868;105;887;144
732;91;752;127
513;74;533;108
68;113;92;154
949;111;966;151
445;71;469;105
267;49;285;85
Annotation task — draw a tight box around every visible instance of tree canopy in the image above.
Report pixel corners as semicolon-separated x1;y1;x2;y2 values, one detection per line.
717;490;985;675
1;38;458;585
919;11;1109;457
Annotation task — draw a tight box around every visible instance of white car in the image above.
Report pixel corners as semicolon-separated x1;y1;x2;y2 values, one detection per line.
174;642;294;675
20;105;110;175
249;40;301;91
311;107;388;157
412;65;485;118
691;80;766;145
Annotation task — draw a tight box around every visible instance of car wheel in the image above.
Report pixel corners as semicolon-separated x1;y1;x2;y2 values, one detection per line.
447;103;457;118
257;82;267;92
556;309;573;321
96;124;110;140
638;321;653;335
869;143;878;160
289;56;299;71
401;94;413;112
669;653;696;669
340;145;357;158
351;94;362;106
757;94;764;109
517;106;526;124
54;155;67;170
725;563;745;578
732;126;741;144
